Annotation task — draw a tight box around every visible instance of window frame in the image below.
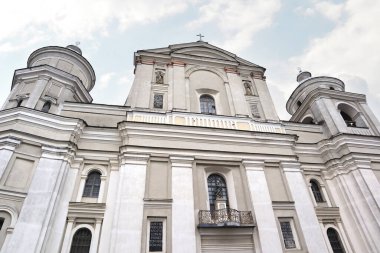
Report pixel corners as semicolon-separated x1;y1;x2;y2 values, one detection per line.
326;227;346;253
200;94;216;115
310;179;324;203
82;171;102;198
69;227;92;253
278;217;301;250
146;217;166;253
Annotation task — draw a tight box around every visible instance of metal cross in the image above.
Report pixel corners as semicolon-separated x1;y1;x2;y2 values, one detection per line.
197;33;204;41
75;41;80;46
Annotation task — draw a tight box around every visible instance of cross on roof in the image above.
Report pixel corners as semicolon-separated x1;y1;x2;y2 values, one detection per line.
196;33;204;42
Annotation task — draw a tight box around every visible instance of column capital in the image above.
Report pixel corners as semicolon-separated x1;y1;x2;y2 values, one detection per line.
242;160;265;171
280;161;302;172
0;137;21;151
119;153;149;165
170;156;194;168
41;144;76;161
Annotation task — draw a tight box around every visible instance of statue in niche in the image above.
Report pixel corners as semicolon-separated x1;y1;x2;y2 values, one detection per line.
155;70;164;84
244;82;253;95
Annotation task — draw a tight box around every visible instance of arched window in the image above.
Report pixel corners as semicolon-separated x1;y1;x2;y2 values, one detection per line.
327;228;345;253
200;95;216;115
41;101;51;113
302;116;315;124
310;180;324;203
207;174;228;210
82;171;101;198
70;228;92;253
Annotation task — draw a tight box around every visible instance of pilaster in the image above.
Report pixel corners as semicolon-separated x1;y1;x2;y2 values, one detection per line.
110;153;149;252
0;137;20;179
280;161;329;253
4;145;75;253
170;156;196;253
243;160;283;253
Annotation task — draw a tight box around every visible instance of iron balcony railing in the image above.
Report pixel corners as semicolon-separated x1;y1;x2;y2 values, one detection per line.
199;208;255;226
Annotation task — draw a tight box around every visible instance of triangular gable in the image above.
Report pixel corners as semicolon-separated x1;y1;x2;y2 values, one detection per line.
138;41;263;69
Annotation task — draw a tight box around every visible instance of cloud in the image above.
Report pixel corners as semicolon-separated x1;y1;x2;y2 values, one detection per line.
0;0;193;52
314;1;345;22
187;0;281;53
281;0;380;119
97;72;116;90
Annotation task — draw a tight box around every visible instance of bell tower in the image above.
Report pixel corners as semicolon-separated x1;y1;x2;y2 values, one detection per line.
286;71;380;136
2;45;96;114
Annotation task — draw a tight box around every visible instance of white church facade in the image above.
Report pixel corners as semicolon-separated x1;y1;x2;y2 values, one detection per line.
0;41;380;253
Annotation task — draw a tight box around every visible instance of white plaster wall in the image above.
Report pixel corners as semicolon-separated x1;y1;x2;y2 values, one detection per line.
128;64;154;109
42;168;78;253
254;79;279;121
171;157;197;253
172;65;187;111
110;160;147;252
227;73;249;116
281;162;329;253
98;169;119;253
243;161;283;253
4;155;69;253
0;149;15;179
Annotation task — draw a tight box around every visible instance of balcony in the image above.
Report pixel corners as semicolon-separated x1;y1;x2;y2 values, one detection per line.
198;208;255;227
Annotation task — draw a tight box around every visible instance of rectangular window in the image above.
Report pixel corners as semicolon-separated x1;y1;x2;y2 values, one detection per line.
149;221;163;252
153;94;164;109
280;220;296;249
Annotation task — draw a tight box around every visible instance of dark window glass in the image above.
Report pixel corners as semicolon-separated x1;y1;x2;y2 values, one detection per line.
82;171;101;198
41;101;51;113
17;100;23;107
340;111;356;127
280;221;296;249
153;94;163;109
149;221;163;252
0;218;4;230
327;228;345;253
310;180;324;202
70;228;92;253
200;95;216;115
207;174;228;210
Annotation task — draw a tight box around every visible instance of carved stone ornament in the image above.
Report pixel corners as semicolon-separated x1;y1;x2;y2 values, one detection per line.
155;70;164;84
244;81;253;95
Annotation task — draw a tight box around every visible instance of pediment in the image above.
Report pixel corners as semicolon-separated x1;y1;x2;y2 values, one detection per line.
138;41;263;69
173;47;236;62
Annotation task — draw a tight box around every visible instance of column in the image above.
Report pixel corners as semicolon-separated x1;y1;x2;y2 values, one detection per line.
98;167;119;253
3;146;72;253
281;161;329;253
224;82;236;116
111;154;149;252
60;218;75;253
243;160;283;253
76;174;86;202
90;219;102;253
25;77;49;108
98;175;107;203
0;137;20;179
170;156;197;253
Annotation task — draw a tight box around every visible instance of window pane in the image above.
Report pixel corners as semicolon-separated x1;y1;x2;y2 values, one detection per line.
280;221;296;249
310;180;324;202
70;228;92;253
200;95;216;115
153;94;164;109
327;228;345;253
149;221;163;252
0;218;4;230
82;171;101;198
207;174;228;210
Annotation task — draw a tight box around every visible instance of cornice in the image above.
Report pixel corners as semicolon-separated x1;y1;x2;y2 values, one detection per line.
12;65;92;102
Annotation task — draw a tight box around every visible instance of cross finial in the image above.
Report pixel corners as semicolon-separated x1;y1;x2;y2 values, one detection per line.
297;67;302;73
75;41;80;46
196;33;204;42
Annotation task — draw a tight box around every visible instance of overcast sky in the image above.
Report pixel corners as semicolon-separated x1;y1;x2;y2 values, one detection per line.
1;0;379;120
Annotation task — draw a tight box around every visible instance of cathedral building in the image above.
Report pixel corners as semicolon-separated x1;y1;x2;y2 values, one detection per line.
0;40;379;253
